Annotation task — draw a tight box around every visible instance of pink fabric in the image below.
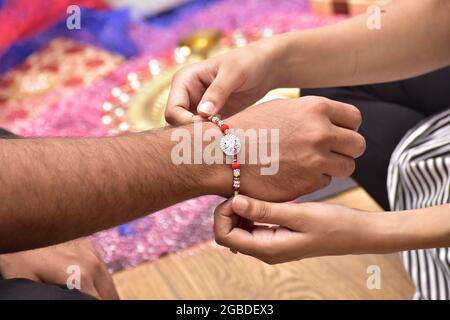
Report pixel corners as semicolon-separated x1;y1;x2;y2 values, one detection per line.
0;0;106;54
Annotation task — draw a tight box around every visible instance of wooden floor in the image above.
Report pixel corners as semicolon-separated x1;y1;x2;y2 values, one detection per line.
113;188;415;299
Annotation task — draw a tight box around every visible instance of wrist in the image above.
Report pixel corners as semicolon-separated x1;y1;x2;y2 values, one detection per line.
249;35;292;90
342;211;401;255
357;211;424;254
265;32;301;88
187;121;233;197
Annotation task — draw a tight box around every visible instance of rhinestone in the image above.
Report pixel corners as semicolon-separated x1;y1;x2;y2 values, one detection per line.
232;31;248;47
127;72;139;83
114;108;125;117
148;59;161;76
262;27;274;38
102;102;113;112
119;122;130;131
111;87;121;98
119;93;130;103
101;115;112;125
174;46;191;64
130;81;140;90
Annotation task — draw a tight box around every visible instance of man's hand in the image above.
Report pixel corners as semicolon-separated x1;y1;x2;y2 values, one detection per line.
165;38;281;125
213;195;383;264
0;238;119;300
216;96;365;201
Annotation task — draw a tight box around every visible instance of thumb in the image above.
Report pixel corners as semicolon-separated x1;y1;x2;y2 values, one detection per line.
231;195;297;227
197;69;240;117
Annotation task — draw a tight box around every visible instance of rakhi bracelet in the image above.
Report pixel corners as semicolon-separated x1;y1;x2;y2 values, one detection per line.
208;115;242;195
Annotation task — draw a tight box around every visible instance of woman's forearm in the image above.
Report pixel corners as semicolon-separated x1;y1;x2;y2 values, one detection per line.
370;204;450;253
270;0;450;89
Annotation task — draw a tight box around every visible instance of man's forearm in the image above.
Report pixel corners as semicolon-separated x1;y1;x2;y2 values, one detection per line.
0;122;224;253
270;0;450;89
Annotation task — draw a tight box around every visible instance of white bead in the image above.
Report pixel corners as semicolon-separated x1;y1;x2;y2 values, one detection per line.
111;87;121;98
130;81;140;90
233;169;240;177
262;27;274;38
119;122;130;131
101;115;112;125
148;59;161;76
102;102;113;112
114;108;125;117
127;72;139;83
119;93;130;103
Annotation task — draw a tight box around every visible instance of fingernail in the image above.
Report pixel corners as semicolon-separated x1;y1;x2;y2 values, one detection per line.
232;195;248;213
198;101;215;115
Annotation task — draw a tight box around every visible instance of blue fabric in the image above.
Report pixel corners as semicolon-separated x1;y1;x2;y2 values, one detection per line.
117;223;136;237
0;1;223;74
146;0;221;27
0;8;137;74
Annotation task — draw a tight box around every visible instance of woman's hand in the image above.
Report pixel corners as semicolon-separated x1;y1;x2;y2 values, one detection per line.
0;238;119;300
165;38;282;125
213;195;390;264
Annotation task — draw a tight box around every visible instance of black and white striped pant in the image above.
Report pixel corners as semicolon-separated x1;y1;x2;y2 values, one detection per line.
303;66;450;300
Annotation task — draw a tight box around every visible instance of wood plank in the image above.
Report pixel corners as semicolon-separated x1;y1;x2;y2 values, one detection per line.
113;261;177;299
153;242;414;299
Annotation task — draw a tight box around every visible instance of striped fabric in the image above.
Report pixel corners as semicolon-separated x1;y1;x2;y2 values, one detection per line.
387;109;450;300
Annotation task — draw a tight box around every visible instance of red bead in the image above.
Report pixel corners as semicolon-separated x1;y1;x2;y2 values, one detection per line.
220;124;229;133
231;163;240;169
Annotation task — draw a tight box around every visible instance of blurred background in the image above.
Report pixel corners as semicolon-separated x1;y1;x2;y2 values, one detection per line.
1;0;412;299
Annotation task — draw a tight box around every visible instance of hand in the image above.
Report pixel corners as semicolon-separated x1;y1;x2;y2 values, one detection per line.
165;38;281;125
0;238;119;300
214;96;365;201
214;195;387;264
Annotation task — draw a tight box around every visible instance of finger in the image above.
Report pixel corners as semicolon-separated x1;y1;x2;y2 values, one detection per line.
214;200;260;253
197;68;242;117
326;100;362;131
166;75;206;125
330;126;366;158
82;282;101;300
231;195;298;228
214;199;240;237
323;152;356;177
94;270;120;300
